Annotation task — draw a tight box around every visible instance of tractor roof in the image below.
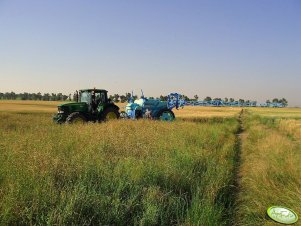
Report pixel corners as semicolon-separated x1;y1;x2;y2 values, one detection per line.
79;89;108;92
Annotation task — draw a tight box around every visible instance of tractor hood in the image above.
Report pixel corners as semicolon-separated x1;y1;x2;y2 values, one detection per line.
58;102;87;107
57;102;88;113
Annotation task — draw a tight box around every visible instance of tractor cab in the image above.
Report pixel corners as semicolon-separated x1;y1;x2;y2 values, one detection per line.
77;89;108;113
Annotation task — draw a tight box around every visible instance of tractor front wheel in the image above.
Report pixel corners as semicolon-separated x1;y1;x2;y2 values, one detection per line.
120;111;128;119
102;107;120;121
66;112;87;124
158;110;175;121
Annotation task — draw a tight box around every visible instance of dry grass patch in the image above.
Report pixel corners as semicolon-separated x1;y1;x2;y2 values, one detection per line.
0;100;64;113
278;119;301;140
236;113;301;226
174;106;241;119
249;107;301;119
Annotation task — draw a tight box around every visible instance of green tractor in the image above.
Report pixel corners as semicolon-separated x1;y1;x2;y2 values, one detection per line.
53;89;120;124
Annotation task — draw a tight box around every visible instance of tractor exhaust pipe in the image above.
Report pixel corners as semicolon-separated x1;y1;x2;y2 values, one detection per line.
76;90;79;102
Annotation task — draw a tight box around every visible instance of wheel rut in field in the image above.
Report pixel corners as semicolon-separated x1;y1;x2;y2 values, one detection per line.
179;110;245;225
187;110;245;225
226;109;244;226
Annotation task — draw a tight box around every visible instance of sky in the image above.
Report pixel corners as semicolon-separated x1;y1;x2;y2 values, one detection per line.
0;0;300;106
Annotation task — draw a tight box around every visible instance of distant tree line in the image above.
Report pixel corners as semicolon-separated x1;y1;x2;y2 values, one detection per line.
265;98;288;105
0;91;288;105
0;92;71;101
110;94;288;106
185;96;288;105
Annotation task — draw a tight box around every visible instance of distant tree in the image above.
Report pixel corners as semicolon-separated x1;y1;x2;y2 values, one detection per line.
28;93;33;100
213;97;222;101
37;92;42;100
57;93;63;101
204;96;212;101
62;95;68;101
246;100;250;103
182;95;190;101
149;97;154;99
109;95;114;102
120;95;127;103
272;98;279;103
50;93;57;101
229;98;235;102
10;92;16;100
31;93;37;100
4;92;11;99
279;98;288;106
44;93;51;101
224;97;229;102
239;99;245;103
194;95;199;101
125;93;131;100
159;95;168;101
266;100;271;104
0;92;3;99
113;94;120;102
21;92;29;100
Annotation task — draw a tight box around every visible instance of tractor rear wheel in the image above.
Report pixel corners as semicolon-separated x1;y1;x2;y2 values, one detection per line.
66;112;87;124
102;107;120;121
158;109;175;121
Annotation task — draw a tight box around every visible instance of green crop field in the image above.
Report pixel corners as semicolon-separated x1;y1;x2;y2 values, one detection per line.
0;101;301;225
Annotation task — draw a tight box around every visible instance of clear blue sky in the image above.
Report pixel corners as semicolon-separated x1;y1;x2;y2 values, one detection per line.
0;0;300;105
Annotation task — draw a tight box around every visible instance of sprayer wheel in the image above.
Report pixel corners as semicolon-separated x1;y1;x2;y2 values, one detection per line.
157;109;175;121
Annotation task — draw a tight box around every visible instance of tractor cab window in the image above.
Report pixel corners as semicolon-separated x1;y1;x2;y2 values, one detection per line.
94;92;106;104
80;92;91;103
94;93;100;103
100;92;106;103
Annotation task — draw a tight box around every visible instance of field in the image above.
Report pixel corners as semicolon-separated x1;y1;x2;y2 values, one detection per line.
0;101;301;225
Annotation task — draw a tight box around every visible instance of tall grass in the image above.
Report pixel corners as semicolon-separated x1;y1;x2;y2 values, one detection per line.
235;112;301;225
0;112;239;225
2;101;301;225
277;119;301;140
